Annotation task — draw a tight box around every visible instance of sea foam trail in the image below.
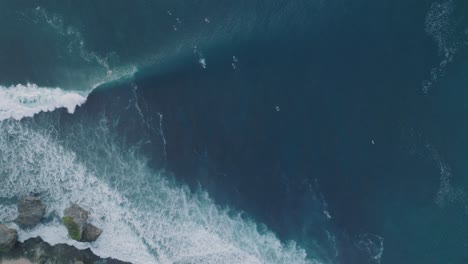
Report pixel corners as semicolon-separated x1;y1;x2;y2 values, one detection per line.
0;119;321;264
0;83;87;121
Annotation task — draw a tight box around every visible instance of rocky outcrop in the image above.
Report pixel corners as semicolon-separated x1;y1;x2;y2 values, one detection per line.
14;195;46;228
0;237;130;264
63;204;89;241
0;224;17;252
82;223;103;242
63;204;102;242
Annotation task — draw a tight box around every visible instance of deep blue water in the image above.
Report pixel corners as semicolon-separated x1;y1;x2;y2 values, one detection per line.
1;0;468;263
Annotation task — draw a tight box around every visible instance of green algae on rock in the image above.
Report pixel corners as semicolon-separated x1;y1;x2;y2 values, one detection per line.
62;216;82;241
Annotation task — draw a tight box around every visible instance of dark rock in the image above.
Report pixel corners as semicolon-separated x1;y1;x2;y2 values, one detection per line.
0;237;131;264
81;223;103;242
14;195;46;228
63;204;89;241
0;224;17;252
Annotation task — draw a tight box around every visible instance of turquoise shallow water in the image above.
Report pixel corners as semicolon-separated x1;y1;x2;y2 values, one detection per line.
1;1;468;263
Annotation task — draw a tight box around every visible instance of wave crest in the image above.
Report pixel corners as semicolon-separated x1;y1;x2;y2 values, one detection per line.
0;83;87;121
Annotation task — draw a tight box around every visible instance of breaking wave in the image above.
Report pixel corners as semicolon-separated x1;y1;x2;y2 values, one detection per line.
0;84;86;121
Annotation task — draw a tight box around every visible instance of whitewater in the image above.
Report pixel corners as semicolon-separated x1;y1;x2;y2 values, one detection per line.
0;83;86;121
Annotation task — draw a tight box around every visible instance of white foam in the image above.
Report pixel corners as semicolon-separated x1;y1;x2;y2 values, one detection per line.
0;119;321;264
0;204;17;223
422;0;460;93
426;144;467;210
0;84;87;121
355;234;384;264
199;57;207;69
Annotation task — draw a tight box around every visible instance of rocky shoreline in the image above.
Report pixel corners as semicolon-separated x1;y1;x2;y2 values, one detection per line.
0;237;130;264
0;196;128;264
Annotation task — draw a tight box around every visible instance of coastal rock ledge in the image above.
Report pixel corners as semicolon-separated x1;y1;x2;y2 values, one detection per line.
0;224;17;252
0;237;130;264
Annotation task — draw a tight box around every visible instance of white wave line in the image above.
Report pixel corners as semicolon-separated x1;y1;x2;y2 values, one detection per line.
132;84;152;130
158;112;168;163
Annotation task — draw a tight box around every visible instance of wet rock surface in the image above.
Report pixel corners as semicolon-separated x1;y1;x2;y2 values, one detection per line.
0;224;17;252
14;196;46;228
82;223;103;242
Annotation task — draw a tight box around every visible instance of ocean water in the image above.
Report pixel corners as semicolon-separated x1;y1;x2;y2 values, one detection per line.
0;1;468;264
